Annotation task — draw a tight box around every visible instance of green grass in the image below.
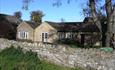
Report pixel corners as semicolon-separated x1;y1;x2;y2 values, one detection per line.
0;46;85;70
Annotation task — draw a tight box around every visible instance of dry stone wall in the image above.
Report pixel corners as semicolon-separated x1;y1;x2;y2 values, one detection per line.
0;38;115;70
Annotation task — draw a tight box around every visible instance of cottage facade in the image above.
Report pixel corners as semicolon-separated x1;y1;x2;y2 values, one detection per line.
17;21;34;41
34;22;58;43
17;21;39;42
17;18;100;46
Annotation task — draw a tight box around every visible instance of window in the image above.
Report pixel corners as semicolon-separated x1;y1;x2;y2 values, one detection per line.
65;33;71;38
18;31;29;39
42;33;44;42
58;32;74;39
42;32;48;42
58;32;65;39
45;33;48;38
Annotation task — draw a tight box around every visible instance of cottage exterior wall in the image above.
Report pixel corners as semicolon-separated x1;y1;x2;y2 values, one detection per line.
34;22;59;43
17;22;34;41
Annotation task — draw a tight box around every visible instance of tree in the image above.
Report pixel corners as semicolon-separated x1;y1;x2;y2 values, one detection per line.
14;11;22;19
22;0;33;10
30;10;44;23
88;0;115;47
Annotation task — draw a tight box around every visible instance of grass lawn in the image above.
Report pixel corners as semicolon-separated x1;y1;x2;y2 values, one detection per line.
0;46;85;70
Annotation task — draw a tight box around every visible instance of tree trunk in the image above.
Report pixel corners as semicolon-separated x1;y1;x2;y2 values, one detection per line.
111;5;115;33
89;0;102;46
89;0;102;32
105;0;112;47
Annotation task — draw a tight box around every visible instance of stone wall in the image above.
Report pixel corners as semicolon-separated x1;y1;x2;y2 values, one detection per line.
0;38;115;70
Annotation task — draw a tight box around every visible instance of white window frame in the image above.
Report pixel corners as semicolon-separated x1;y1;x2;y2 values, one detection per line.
42;32;48;42
18;31;29;39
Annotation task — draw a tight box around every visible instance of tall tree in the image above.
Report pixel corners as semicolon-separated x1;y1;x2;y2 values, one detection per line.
14;11;22;19
82;0;115;47
105;0;113;47
89;0;115;47
30;10;44;23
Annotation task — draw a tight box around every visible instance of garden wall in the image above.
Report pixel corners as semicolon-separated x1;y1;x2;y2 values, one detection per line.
0;38;115;70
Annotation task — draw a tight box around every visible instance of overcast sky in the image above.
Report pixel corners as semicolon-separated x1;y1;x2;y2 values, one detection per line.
0;0;87;22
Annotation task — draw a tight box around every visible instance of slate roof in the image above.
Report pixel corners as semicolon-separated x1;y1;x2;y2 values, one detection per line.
83;17;93;23
46;21;83;32
79;23;100;32
25;21;40;29
46;21;99;32
19;17;99;32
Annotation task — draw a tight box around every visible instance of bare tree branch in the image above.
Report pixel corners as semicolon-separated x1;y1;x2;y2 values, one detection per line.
89;0;102;32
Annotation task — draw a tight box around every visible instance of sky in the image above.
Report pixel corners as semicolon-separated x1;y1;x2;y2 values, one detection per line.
0;0;87;22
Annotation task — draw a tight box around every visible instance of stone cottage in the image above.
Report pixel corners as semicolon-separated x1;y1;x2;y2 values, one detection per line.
17;21;39;42
16;18;100;46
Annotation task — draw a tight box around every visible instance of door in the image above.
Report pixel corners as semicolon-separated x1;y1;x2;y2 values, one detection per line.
42;33;48;42
81;34;85;47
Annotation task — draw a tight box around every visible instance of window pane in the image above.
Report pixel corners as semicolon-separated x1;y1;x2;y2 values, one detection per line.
21;32;23;39
19;31;29;39
26;32;29;39
24;32;25;39
45;33;48;38
22;32;24;38
18;32;20;38
25;32;26;39
42;33;44;38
